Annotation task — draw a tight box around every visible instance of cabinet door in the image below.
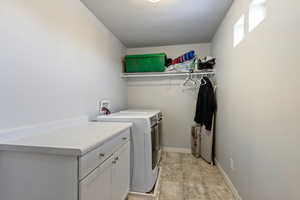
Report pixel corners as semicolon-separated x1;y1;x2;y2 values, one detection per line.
80;156;113;200
112;142;130;200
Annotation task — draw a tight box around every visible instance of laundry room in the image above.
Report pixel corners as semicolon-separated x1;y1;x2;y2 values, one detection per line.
0;0;299;200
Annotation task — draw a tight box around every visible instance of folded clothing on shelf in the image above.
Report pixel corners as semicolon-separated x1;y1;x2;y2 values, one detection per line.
166;58;197;72
171;51;195;65
198;56;216;70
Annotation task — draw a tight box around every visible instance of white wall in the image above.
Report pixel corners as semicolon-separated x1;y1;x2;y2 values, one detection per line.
127;43;211;149
212;0;300;199
0;0;127;130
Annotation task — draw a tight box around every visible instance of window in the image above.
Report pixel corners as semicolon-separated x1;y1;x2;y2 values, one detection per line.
233;15;245;48
249;0;267;32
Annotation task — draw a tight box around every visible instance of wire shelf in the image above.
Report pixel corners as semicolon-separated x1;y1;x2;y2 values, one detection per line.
121;70;215;78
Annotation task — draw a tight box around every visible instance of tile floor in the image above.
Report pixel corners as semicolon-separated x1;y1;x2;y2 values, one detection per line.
129;152;234;200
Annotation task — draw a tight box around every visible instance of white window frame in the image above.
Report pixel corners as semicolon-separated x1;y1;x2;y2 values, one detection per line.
249;0;267;32
233;15;245;48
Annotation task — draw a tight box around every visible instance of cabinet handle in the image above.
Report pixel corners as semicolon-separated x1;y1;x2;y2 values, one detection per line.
99;153;105;158
112;160;117;164
122;137;127;141
115;157;119;161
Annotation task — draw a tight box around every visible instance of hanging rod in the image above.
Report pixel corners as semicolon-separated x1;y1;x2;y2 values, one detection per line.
121;70;215;78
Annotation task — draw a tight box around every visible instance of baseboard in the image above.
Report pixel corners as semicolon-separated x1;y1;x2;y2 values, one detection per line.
162;147;191;154
215;159;242;200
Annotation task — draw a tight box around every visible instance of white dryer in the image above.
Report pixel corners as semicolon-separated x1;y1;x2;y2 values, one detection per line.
97;112;159;193
120;110;163;162
120;109;161;117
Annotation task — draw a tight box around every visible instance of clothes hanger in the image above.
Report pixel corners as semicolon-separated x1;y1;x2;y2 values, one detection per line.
201;75;207;86
190;73;198;86
195;75;207;88
181;73;190;87
193;74;201;88
181;72;197;88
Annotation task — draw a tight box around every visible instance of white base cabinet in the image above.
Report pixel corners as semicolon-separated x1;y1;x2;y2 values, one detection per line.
112;142;131;200
80;141;130;200
80;156;113;200
0;129;131;200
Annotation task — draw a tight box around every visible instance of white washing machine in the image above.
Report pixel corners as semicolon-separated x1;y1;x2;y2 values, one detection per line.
97;112;159;193
120;110;163;162
120;109;161;116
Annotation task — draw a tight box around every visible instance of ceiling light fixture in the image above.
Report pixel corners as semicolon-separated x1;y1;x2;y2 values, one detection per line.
148;0;160;3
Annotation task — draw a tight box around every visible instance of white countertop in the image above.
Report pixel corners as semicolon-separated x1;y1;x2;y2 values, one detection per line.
0;122;132;156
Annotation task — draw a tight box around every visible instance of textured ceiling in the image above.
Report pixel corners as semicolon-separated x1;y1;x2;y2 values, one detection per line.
81;0;233;47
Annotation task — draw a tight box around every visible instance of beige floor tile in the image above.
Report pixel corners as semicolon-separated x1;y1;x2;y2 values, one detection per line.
160;162;183;182
130;152;234;200
159;181;184;200
207;185;235;200
163;152;182;164
201;173;226;187
181;153;201;165
183;182;211;200
182;159;203;183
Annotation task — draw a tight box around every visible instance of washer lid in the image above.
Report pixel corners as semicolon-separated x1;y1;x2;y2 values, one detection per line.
120;109;161;115
97;112;156;119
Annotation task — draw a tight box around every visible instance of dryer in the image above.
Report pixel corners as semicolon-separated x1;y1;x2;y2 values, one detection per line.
120;110;163;162
97;112;159;193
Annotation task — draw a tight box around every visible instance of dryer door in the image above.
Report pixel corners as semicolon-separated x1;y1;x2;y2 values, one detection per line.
151;124;159;170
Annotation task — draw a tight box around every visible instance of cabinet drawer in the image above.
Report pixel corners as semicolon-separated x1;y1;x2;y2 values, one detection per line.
79;156;113;200
79;129;130;180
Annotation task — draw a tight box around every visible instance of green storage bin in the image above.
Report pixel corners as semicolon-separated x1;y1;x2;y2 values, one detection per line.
124;53;166;73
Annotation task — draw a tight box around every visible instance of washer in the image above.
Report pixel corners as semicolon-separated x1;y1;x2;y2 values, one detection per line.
120;110;163;162
120;109;161;116
97;112;159;193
